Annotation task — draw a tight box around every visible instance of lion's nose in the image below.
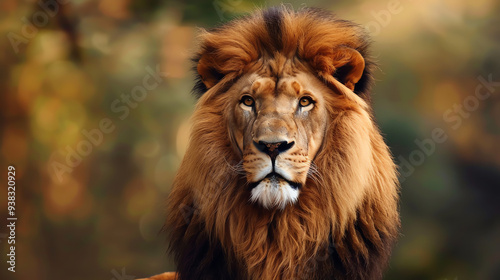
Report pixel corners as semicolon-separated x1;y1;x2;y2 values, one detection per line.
254;141;294;160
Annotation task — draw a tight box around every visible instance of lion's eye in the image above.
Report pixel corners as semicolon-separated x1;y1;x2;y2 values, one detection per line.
241;96;255;107
299;97;313;107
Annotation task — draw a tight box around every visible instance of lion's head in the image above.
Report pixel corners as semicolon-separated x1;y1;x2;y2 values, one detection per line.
166;7;399;280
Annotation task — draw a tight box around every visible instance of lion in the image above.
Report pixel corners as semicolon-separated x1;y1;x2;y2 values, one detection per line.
142;6;400;280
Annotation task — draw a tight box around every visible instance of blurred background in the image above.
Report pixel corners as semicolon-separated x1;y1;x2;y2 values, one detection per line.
0;0;499;279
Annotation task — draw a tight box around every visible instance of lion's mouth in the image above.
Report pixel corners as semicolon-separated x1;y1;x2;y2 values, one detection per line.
249;172;302;190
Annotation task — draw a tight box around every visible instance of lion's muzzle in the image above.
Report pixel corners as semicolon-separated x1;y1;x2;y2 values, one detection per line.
247;138;305;209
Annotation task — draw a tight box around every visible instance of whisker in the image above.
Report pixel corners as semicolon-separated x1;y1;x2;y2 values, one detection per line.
307;162;324;185
223;157;246;175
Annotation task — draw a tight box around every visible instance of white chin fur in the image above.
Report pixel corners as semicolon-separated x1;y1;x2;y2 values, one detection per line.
250;177;299;209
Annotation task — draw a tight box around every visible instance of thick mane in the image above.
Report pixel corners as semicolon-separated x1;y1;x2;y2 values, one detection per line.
192;7;374;100
166;6;399;280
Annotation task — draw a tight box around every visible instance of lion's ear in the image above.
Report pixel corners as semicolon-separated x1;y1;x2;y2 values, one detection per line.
310;46;366;92
196;54;224;90
194;30;253;92
331;47;365;91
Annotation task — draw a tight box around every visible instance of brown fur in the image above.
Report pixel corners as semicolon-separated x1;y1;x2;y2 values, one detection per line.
164;6;399;280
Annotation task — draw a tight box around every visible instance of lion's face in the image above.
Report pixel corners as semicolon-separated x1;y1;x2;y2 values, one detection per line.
228;65;329;209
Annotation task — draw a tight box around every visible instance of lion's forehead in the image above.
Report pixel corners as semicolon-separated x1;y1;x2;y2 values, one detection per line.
239;70;323;101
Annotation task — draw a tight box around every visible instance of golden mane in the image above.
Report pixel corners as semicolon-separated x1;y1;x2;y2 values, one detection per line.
165;6;399;280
